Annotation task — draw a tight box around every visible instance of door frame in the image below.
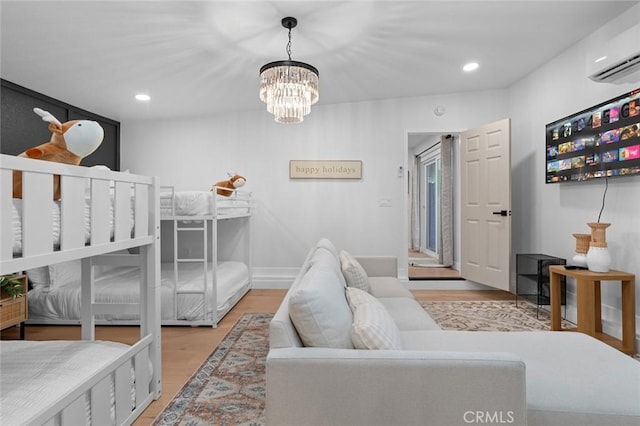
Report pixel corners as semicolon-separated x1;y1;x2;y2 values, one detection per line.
403;126;510;289
402;129;463;281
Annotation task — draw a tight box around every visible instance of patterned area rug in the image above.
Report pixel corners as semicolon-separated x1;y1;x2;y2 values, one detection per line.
153;313;272;426
420;299;575;331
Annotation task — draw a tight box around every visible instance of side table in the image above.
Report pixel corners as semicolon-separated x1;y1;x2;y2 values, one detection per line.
549;265;636;355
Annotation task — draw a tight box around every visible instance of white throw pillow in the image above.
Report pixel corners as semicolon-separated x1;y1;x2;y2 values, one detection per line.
26;267;50;290
316;238;340;260
340;250;371;292
49;260;82;287
350;301;403;350
288;264;354;349
345;286;385;311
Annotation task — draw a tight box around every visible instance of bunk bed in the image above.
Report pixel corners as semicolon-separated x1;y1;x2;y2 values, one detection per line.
157;186;252;326
0;154;161;425
23;185;252;327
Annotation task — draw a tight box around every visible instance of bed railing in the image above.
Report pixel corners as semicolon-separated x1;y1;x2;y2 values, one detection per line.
0;154;156;274
29;335;155;426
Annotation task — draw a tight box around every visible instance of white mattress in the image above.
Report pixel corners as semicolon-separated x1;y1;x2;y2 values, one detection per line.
160;190;250;217
11;197;133;255
28;261;250;322
0;340;130;425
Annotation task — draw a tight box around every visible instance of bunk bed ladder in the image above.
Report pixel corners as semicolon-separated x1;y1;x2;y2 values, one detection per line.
172;218;210;322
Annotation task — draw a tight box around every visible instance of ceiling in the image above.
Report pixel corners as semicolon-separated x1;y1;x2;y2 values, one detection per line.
1;1;637;122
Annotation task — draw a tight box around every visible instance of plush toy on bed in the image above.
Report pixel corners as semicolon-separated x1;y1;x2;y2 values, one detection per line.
214;173;246;197
13;108;104;200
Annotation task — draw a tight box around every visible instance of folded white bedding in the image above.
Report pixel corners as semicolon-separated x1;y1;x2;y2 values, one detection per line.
160;190;213;216
160;190;250;217
0;340;131;425
28;261;250;322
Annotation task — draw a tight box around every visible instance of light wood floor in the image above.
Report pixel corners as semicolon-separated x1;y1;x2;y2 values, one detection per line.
408;250;461;279
409;264;462;279
0;289;512;425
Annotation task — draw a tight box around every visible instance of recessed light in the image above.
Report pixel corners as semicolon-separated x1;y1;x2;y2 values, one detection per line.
463;62;479;72
595;56;607;63
135;94;151;101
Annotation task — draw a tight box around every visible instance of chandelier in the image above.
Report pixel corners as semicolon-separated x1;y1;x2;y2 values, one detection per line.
259;17;319;124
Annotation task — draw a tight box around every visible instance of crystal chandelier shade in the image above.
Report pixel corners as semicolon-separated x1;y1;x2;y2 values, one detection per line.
259;17;319;124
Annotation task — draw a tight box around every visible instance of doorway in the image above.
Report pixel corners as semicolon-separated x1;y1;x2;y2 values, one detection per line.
403;119;511;288
407;133;460;280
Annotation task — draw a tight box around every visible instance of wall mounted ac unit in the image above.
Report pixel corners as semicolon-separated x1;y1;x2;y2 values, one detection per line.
587;23;640;83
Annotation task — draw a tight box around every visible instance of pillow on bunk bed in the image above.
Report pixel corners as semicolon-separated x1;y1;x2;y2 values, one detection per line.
49;260;82;287
27;250;132;291
170;191;214;216
26;267;50;290
27;260;81;291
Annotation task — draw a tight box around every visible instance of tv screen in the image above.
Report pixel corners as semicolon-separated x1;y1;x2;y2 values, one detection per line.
545;88;640;183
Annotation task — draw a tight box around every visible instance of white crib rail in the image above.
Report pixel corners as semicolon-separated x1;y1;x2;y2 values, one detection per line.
0;154;155;274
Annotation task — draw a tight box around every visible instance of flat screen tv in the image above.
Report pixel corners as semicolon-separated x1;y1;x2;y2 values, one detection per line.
545;88;640;183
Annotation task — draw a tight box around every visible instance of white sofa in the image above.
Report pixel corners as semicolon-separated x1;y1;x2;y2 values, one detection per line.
267;238;640;426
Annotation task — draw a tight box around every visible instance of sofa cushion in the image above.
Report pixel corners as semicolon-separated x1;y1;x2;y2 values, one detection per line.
288;264;354;349
346;287;403;350
379;297;442;331
340;250;371;292
368;276;414;298
400;330;640;426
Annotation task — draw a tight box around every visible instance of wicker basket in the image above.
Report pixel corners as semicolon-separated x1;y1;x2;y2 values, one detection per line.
0;275;28;330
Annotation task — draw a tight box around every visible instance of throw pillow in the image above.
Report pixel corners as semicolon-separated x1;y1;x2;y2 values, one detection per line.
350;302;403;350
316;238;340;260
345;286;384;311
340;250;371;292
26;267;50;290
49;259;82;287
288;264;354;349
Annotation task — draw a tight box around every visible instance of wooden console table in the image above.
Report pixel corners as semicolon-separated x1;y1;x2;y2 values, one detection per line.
549;265;636;355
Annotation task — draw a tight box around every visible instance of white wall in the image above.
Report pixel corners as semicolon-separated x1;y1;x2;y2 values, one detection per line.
122;90;508;285
122;4;639;344
509;3;640;341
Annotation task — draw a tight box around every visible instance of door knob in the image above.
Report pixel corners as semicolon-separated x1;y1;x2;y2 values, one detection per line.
492;210;511;216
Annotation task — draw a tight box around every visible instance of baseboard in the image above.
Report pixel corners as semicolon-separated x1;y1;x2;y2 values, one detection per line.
253;267;494;291
405;279;495;290
251;267;297;289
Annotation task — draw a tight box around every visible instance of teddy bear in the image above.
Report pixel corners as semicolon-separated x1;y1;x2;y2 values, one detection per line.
214;173;246;197
13;108;104;200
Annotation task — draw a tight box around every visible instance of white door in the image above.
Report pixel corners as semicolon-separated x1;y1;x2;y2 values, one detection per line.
460;119;511;291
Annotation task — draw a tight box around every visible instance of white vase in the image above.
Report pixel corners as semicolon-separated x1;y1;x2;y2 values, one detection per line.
586;246;611;272
572;253;588;268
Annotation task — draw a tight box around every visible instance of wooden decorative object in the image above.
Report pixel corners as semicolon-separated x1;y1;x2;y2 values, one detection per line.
587;222;610;247
572;233;591;254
